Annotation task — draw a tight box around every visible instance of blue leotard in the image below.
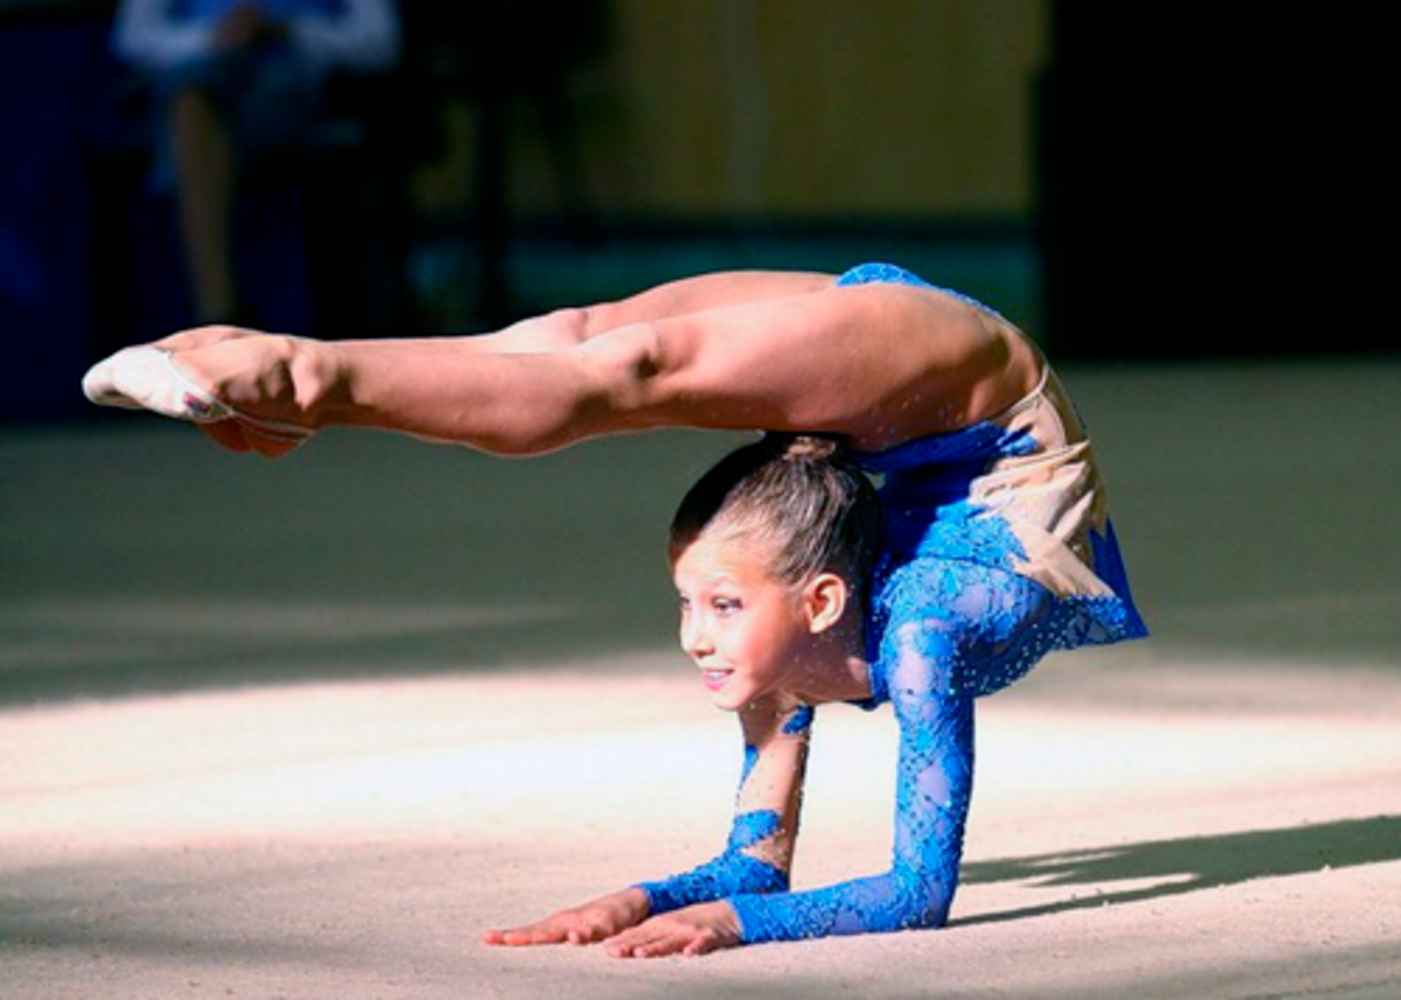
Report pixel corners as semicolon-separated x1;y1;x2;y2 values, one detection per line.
638;263;1147;942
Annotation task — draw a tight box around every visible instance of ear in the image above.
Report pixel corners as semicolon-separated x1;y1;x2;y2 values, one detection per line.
802;572;850;635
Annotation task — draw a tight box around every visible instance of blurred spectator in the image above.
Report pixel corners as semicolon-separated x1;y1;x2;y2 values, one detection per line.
111;0;400;325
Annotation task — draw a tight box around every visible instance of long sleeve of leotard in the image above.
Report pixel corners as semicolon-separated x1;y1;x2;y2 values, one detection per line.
635;705;813;913
634;808;790;913
728;686;975;942
721;549;1059;942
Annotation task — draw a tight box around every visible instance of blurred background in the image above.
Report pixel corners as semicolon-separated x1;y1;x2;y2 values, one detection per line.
0;1;1394;707
1;14;1396;998
2;0;1387;426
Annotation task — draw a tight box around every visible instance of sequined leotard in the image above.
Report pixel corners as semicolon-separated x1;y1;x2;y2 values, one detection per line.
638;263;1148;942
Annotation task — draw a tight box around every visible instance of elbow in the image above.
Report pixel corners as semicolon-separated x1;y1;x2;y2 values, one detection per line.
907;902;950;931
889;871;953;931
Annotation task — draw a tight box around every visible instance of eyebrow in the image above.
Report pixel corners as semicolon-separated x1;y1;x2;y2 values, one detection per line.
674;572;744;594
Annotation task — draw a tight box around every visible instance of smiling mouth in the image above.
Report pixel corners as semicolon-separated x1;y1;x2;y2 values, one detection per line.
701;669;732;692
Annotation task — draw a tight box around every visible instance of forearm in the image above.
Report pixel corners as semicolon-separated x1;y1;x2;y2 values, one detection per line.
635;810;790;913
729;867;951;943
727;693;975;944
640;702;813;914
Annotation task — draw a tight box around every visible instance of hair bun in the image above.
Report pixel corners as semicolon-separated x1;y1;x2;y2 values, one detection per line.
769;433;843;461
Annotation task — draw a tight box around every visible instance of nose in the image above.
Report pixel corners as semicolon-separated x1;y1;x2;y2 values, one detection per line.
679;611;713;660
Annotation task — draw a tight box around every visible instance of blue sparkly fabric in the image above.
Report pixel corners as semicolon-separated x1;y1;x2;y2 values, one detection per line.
729;696;974;940
728;565;1072;942
634;710;813;913
837;262;1147;662
639;263;1147;944
637;810;790;914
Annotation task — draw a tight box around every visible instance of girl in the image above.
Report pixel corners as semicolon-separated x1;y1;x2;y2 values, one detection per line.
83;262;1148;956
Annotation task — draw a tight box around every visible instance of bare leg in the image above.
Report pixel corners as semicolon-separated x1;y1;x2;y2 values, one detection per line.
170;86;240;323
585;271;834;334
454;271;838;356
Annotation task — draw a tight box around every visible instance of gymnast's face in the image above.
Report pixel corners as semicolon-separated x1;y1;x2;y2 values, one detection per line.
671;530;812;711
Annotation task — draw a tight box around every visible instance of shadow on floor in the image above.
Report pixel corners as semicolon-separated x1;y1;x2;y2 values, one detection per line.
957;814;1401;927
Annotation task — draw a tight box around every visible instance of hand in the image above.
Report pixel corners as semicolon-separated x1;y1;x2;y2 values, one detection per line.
483;889;651;948
603;901;743;959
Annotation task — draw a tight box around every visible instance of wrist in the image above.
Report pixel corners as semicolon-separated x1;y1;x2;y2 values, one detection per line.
621;886;652;919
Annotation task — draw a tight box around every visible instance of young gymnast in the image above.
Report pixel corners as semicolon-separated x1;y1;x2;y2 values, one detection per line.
83;262;1148;956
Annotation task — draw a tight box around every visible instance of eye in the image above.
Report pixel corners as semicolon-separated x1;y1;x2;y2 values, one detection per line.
712;597;742;616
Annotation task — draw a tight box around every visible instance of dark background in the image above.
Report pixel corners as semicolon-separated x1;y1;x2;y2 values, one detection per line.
0;2;1392;426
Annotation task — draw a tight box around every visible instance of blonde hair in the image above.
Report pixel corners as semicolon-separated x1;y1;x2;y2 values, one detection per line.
669;434;880;597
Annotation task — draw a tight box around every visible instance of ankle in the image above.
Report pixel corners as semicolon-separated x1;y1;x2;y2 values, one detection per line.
287;336;345;429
